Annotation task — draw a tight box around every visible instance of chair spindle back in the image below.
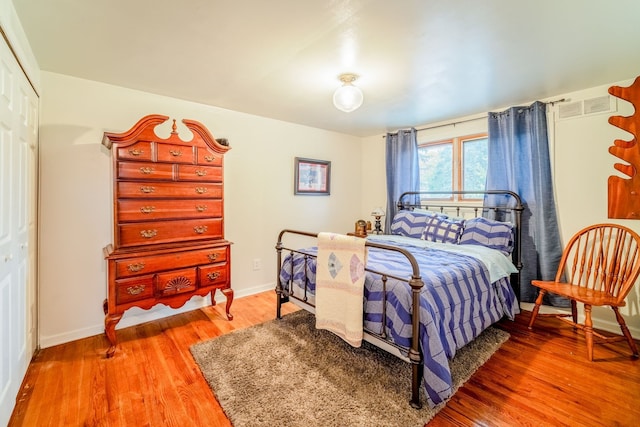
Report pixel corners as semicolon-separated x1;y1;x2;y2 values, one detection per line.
558;224;640;304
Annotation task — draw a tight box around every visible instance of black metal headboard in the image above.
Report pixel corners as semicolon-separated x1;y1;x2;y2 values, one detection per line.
397;190;524;302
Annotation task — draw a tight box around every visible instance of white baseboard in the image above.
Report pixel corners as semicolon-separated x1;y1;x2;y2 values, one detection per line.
520;302;639;340
38;282;275;349
39;285;638;349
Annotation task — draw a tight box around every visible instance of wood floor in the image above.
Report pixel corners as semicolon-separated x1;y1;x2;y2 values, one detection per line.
9;291;640;426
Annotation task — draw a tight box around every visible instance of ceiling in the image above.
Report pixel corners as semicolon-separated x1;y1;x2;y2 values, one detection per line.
12;0;640;137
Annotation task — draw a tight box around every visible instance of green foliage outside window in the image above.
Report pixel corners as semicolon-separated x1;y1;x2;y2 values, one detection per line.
462;137;488;198
418;135;487;199
418;143;452;198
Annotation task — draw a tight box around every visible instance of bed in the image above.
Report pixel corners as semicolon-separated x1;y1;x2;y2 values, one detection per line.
275;190;523;408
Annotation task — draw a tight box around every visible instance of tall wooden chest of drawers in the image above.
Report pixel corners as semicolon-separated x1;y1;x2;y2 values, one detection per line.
102;114;232;357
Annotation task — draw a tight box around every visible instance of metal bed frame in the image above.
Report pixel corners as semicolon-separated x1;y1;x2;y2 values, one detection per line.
275;190;524;408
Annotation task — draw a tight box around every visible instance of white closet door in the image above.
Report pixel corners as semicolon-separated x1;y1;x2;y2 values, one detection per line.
0;33;38;426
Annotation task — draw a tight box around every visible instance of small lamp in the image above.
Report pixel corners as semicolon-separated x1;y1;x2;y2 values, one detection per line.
333;73;364;113
371;207;385;235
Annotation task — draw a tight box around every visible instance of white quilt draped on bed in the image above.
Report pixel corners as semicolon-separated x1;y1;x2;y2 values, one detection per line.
315;232;367;347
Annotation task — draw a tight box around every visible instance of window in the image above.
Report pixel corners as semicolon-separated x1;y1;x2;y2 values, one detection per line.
418;133;488;200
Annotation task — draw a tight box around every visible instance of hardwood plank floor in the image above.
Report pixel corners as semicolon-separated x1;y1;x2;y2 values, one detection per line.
9;291;640;426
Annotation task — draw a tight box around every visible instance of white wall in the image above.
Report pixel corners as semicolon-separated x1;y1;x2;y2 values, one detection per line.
360;135;385;220
38;71;362;347
36;67;640;346
361;76;640;339
550;78;640;337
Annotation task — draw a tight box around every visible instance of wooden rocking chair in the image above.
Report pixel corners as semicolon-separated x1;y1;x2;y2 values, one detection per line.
528;223;640;361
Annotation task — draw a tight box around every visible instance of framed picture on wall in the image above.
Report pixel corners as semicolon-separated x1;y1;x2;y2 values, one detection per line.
294;157;331;195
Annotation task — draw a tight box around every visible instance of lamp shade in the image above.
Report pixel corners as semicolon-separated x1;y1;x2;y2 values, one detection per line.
371;207;385;217
333;74;363;113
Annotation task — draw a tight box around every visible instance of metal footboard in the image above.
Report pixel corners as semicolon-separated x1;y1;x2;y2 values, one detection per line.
275;229;426;409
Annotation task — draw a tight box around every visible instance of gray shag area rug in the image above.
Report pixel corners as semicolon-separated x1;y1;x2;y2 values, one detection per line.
190;310;509;427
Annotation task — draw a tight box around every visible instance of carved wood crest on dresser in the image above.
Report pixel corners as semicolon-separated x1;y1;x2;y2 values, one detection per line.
102;114;232;357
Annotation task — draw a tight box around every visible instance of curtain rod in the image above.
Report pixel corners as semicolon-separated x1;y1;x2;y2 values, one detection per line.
383;116;486;137
548;97;567;106
383;97;567;137
414;116;486;132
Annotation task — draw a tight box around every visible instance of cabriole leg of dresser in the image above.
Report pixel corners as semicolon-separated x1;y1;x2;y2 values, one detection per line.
222;287;234;320
210;288;217;306
104;312;123;358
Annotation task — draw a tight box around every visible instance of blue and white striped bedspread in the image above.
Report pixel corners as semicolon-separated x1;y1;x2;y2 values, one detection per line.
278;235;519;408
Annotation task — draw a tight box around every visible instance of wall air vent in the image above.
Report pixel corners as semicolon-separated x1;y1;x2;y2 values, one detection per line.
558;101;582;119
557;95;617;121
584;95;615;115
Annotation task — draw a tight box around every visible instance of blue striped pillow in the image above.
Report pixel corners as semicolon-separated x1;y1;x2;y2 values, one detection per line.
459;217;514;255
421;216;464;244
390;211;442;238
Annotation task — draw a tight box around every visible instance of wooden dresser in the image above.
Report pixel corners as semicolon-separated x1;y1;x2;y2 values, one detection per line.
102;114;232;357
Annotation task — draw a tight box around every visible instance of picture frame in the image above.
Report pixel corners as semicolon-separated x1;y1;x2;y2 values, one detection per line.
294;157;331;195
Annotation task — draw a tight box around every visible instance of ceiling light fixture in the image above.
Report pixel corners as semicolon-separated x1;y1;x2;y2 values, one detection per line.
333;73;363;113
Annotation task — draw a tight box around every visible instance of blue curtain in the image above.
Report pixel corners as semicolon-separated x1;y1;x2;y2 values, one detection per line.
486;101;567;306
385;128;420;233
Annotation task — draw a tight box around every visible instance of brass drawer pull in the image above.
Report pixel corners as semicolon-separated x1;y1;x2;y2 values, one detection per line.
140;229;158;239
128;148;144;156
140;186;155;193
194;225;208;234
207;272;221;281
126;285;145;295
139;167;155;174
208;253;219;261
169;149;182;157
127;262;145;272
204;155;216;162
140;206;155;214
195;205;207;212
195;169;207;176
195;187;207;194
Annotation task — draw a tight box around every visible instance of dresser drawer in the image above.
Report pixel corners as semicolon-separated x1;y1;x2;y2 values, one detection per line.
198;264;229;288
118;161;174;180
196;149;223;166
156;143;195;164
117;199;222;222
115;275;154;304
117;181;223;198
155;268;197;297
114;246;228;278
117;141;153;161
118;218;223;247
177;164;222;182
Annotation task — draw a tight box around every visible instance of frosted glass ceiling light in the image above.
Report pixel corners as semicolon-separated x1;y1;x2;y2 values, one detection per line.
333;73;363;113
